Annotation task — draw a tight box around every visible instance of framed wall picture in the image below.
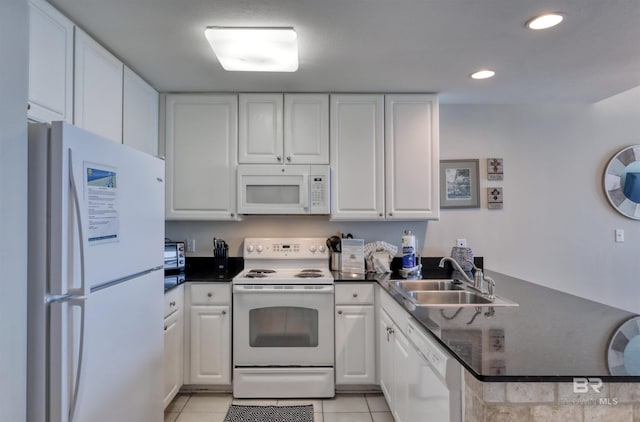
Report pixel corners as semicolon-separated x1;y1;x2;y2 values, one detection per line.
440;159;480;208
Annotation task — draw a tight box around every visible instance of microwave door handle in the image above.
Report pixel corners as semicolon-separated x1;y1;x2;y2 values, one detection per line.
302;174;310;211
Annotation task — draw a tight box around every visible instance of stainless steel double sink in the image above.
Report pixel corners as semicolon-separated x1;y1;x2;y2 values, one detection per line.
391;279;519;307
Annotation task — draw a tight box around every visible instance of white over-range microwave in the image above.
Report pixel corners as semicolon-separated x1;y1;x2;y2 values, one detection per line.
237;165;330;214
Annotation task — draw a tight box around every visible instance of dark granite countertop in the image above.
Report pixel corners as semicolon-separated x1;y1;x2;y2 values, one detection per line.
163;257;243;292
333;262;639;382
184;257;244;282
169;256;639;382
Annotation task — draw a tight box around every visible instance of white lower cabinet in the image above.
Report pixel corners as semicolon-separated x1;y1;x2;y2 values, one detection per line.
163;285;184;409
379;308;411;422
335;283;376;385
378;308;395;402
378;286;462;422
185;283;231;385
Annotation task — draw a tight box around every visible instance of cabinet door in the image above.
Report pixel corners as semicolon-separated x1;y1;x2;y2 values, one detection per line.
284;94;329;164
28;0;73;123
330;94;385;220
189;305;231;384
385;94;439;220
392;327;411;422
239;94;284;163
378;309;394;408
123;66;158;155
335;305;376;385
163;309;183;409
165;94;239;220
74;28;123;143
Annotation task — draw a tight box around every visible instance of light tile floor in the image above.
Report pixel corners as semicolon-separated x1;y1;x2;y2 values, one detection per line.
165;393;393;422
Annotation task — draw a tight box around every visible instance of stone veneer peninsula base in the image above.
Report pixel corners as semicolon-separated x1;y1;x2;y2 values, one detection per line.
464;372;640;422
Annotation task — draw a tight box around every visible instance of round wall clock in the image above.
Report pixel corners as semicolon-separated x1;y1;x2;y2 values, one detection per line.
608;316;640;375
604;145;640;220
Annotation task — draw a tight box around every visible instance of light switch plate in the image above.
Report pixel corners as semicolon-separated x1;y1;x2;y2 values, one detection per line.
615;229;625;243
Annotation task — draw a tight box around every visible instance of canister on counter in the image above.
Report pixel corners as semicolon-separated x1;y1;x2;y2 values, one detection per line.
402;230;416;270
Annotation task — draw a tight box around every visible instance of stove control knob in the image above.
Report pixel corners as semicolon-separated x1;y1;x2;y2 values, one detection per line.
309;244;317;253
319;244;326;253
256;244;264;253
246;244;254;253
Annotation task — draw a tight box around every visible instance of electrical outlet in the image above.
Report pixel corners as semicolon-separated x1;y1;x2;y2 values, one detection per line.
456;239;467;248
615;229;625;243
187;238;196;252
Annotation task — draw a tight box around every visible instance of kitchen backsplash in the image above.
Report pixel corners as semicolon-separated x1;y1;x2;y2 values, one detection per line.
165;216;431;258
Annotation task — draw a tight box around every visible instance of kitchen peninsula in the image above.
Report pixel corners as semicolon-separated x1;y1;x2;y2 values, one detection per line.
333;262;640;422
167;255;640;421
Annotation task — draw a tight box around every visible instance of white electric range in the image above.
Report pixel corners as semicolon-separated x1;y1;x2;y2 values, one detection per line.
232;237;335;398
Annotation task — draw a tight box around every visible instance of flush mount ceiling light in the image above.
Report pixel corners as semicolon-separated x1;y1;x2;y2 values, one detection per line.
526;13;564;30
204;26;298;72
470;69;495;80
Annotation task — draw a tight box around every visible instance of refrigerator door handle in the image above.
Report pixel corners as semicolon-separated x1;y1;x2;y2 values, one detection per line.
68;148;88;296
68;297;87;422
50;297;88;422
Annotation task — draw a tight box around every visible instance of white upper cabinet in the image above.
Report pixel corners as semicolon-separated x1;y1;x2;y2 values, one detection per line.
239;93;329;164
284;94;329;164
123;66;159;155
28;0;73;123
74;28;123;143
165;94;239;220
385;94;439;220
331;94;439;221
330;94;385;220
239;94;284;164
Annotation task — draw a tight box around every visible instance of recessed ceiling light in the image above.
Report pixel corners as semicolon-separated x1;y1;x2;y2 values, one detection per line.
470;70;495;80
526;13;564;30
204;27;299;72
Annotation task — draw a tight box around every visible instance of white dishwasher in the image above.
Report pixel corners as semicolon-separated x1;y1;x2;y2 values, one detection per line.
405;319;462;422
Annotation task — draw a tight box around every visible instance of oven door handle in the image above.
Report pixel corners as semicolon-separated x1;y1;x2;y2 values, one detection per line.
233;285;334;294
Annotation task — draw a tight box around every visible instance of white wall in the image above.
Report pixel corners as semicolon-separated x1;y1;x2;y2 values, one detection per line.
166;85;640;313
431;86;640;313
0;0;28;420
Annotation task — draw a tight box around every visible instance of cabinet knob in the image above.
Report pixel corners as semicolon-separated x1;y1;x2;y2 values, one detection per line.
170;301;176;307
379;213;383;217
389;213;393;217
337;310;343;315
27;103;31;111
164;325;168;331
277;156;282;162
286;156;291;162
222;310;227;315
207;292;213;297
352;293;358;298
230;213;235;217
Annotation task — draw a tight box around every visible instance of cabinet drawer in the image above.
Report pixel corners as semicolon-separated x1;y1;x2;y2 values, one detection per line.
190;283;231;305
164;284;184;318
335;283;374;305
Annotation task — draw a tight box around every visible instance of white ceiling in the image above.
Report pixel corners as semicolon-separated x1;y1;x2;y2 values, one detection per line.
49;0;640;104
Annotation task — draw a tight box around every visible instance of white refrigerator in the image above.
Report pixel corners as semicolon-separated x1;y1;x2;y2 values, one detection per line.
27;122;165;422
